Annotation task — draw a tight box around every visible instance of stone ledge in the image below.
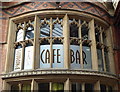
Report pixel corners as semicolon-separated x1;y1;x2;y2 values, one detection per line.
1;69;117;79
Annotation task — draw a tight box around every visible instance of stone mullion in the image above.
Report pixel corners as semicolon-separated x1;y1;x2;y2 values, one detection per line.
79;20;83;69
100;30;106;72
31;79;38;91
94;80;100;91
50;17;53;68
89;19;98;70
63;14;70;69
106;27;115;74
82;82;85;92
64;78;70;91
21;22;26;70
18;83;22;92
33;15;40;69
5;20;17;73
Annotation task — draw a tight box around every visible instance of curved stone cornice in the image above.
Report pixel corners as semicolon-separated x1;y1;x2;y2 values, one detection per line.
1;69;118;80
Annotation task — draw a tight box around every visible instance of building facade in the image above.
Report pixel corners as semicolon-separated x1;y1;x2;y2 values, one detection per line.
0;1;119;91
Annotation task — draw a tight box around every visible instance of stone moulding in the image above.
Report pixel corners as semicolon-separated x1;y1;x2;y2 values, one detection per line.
1;69;117;80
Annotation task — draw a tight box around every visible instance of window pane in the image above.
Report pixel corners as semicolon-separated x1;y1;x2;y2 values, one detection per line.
104;51;110;72
52;45;64;68
108;86;113;92
72;83;82;92
95;30;100;43
38;83;49;92
22;84;31;92
14;48;22;71
70;45;81;69
100;84;106;92
52;83;64;92
40;24;50;37
24;46;33;70
85;83;94;92
70;24;78;37
11;85;19;92
40;45;50;68
16;29;24;42
81;24;89;40
25;26;34;40
97;49;104;71
53;23;63;37
83;46;92;69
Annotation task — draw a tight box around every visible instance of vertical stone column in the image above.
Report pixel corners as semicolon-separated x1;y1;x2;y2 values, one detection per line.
5;20;17;73
31;79;38;91
82;83;85;92
33;15;40;69
3;80;10;90
89;19;98;70
63;14;70;69
64;78;70;91
94;81;100;90
106;27;115;74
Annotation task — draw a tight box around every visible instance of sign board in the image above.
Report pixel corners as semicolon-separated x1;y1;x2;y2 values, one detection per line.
40;45;64;68
14;48;22;71
24;46;33;70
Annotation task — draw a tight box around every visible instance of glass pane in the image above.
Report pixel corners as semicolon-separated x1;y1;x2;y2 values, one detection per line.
25;26;34;40
102;32;107;45
40;24;50;37
100;84;106;92
108;86;113;92
72;83;82;92
95;30;100;43
83;46;92;69
52;83;64;92
104;51;110;72
97;49;104;71
38;83;49;92
70;24;78;37
85;83;94;92
70;45;81;69
40;45;50;68
52;45;64;68
16;29;24;42
24;46;33;70
53;23;63;37
22;84;31;92
81;25;89;40
14;48;22;71
11;85;19;92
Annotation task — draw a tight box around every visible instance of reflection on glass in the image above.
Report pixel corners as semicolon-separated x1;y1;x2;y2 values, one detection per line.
52;45;64;68
72;83;82;92
22;84;31;92
83;46;92;69
100;84;107;92
85;83;94;92
104;51;110;72
16;29;24;42
95;30;100;43
25;26;34;40
53;23;63;37
24;43;33;70
38;83;49;92
97;49;104;71
52;83;64;92
70;45;81;69
40;24;50;37
81;25;89;40
70;24;78;37
11;85;19;92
